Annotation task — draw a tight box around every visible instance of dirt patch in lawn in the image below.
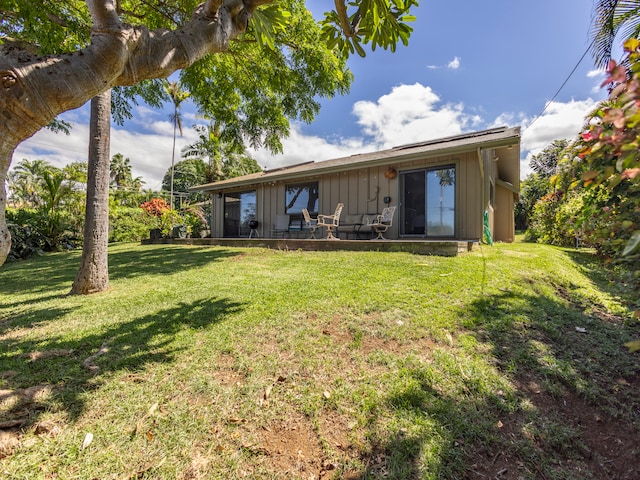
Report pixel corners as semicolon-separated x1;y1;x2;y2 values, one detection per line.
257;413;325;478
462;372;640;480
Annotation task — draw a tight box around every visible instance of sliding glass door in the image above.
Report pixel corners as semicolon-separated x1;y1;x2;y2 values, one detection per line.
223;191;256;237
400;166;455;237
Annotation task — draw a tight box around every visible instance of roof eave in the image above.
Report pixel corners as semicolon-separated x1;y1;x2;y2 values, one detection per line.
191;129;520;193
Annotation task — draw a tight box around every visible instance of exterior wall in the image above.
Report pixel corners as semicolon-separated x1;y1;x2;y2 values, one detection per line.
494;185;515;242
210;150;491;241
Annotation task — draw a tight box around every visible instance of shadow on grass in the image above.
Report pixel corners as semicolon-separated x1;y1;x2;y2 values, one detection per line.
351;281;640;479
564;248;637;305
0;296;243;430
0;245;239;300
107;245;240;281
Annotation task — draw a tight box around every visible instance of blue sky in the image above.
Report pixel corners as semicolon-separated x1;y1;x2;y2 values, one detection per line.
14;0;612;190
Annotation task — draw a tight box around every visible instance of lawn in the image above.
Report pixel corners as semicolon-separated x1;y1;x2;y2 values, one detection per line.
0;241;639;479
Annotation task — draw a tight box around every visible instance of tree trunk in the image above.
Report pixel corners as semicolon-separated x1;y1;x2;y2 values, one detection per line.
71;90;111;294
0;149;10;264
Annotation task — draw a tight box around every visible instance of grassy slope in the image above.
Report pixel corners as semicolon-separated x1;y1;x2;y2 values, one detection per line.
0;242;638;479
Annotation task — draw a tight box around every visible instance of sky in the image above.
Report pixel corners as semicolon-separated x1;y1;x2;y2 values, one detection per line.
13;0;614;191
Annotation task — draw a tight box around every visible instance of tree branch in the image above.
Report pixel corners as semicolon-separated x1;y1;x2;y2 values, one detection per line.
334;0;356;37
86;0;122;31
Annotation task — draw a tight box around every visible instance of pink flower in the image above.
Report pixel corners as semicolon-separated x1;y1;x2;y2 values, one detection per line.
581;131;593;141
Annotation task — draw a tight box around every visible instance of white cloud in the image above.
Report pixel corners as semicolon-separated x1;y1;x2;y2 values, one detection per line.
517;98;599;177
447;57;461;69
426;56;461;70
250;127;369;170
352;83;481;148
13;105;200;191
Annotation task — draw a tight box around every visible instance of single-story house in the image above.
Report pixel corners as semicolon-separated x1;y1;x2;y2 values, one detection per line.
191;126;520;243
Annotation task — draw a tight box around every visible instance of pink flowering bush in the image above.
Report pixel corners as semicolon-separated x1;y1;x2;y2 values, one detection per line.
577;38;640;288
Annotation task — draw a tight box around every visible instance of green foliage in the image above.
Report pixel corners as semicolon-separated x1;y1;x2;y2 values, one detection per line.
159;209;185;237
162;158;209;202
180;0;353;154
577;38;640;286
320;0;418;58
109;206;157;243
7;158;168;259
182;205;209;237
110;153;144;192
517;140;570;231
6;208;79;261
527;191;568;245
516;173;554;231
6;209;46;261
590;0;640;69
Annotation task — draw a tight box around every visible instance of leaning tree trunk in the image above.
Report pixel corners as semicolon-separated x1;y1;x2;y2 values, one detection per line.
71;90;112;294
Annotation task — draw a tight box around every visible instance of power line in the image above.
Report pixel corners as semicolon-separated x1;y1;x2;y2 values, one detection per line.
524;39;596;132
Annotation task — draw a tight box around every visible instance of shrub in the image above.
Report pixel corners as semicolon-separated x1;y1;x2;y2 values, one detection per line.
109;206;158;242
6;208;79;261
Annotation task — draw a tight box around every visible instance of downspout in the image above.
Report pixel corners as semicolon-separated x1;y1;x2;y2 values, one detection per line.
477;147;485;205
261;184;265;237
477;147;486;243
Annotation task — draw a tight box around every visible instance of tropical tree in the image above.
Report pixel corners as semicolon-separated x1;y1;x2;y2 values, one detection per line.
591;0;640;68
181;122;262;183
6;159;50;208
162;158;208;202
517;140;570;231
72;91;112;294
164;81;190;209
0;0;419;269
109;153;133;190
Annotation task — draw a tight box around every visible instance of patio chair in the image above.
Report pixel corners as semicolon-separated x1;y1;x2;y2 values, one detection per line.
271;214;290;238
367;206;396;240
316;202;344;240
302;208;319;239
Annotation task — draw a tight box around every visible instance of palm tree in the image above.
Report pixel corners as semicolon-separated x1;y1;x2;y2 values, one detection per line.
71;90;112;295
182;122;223;181
8;158;50;208
182;122;261;183
591;0;640;68
40;168;68;216
164;80;190;209
110;153;133;190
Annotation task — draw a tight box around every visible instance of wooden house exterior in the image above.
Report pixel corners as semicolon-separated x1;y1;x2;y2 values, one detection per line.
191;126;521;243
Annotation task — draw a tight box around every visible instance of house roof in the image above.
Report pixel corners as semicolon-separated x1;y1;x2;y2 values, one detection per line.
191;126;521;192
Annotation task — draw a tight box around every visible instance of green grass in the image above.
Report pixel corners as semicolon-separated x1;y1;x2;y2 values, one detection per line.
0;242;638;479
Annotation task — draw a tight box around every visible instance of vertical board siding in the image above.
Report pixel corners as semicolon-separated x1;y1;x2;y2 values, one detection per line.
208;150;501;241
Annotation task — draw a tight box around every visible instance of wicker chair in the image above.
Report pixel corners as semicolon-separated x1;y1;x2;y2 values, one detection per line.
316;203;344;240
302;208;319;239
367;206;396;240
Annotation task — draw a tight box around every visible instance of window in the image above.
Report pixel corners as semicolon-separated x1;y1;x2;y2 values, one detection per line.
285;182;319;214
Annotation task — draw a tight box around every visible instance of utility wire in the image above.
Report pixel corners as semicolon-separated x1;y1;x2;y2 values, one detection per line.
524;39;596;132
